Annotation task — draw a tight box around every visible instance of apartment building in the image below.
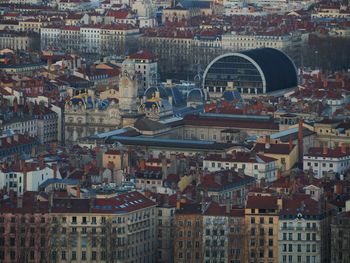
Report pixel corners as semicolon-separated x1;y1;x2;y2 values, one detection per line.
41;24;139;55
279;195;333;263
156;194;176;263
0;191;157;263
0;161;61;195
174;203;204;263
331;211;350;263
245;195;280;263
0;133;39;160
222;32;301;51
50;191;157;263
0;31;38;51
203;152;278;182
203;203;245;263
303;146;350;179
199;169;256;206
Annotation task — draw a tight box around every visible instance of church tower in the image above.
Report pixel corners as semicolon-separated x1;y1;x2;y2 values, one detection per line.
118;60;143;126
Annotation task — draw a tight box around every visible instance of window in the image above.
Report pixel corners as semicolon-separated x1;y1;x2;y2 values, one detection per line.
91;251;96;260
72;251;76;260
61;251;66;260
81;251;86;260
297;244;301;252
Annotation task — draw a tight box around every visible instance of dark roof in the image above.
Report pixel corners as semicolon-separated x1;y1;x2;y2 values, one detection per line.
179;0;210;8
107;136;248;151
241;48;297;92
134;118;167;131
246;195;278;210
181;113;279;130
254;143;295;155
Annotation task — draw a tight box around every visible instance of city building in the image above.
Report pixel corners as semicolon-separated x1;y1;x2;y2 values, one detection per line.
280;194;334;263
0;161;61;195
203;152;278;182
127;50;158;90
331;211;350;263
0;31;39;51
245;195;280;263
202;48;298;98
303;146;350;179
199;169;256;206
253;138;298;172
0;133;38;160
222;31;301;51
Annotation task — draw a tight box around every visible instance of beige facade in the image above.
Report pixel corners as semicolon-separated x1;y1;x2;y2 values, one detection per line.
156;204;175;263
65;102;120;142
0;31;37;51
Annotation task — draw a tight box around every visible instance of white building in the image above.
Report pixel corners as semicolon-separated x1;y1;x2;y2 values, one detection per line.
127;50;158;90
1;117;37;138
303;146;350;179
279;196;328;263
222;31;301;51
203;152;278;182
0;162;61;195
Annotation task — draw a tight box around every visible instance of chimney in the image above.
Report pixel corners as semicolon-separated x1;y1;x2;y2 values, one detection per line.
52;163;57;179
298;120;304;169
225;202;231;214
323;79;327;88
23;165;27;193
140;159;146;171
341;144;347;154
84;163;90;175
49;192;54;211
76;185;81;198
277;198;283;210
238;168;244;177
161;157;168;180
38;155;44;167
17;196;23;208
164;194;169;207
322;145;328;155
176;190;181;209
265;135;271;149
228;171;233;183
89;198;95;212
289;137;293;151
6;136;12;144
334;182;343;194
214;174;221;185
277;169;282;179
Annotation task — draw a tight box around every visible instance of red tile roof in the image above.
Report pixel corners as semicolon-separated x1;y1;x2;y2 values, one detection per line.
246;195;278;210
305;147;350;158
129;50;156;60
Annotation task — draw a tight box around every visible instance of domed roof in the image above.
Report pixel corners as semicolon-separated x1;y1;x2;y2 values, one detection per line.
144;86;168;99
144;85;185;106
187;88;206;102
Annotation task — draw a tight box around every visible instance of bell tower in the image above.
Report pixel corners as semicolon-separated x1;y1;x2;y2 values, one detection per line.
119;60;143;126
